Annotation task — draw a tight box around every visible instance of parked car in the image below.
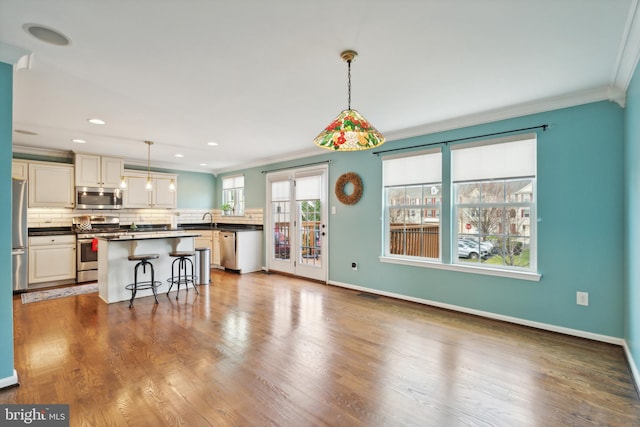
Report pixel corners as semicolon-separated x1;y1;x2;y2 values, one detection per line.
458;240;488;259
460;238;494;254
457;241;481;260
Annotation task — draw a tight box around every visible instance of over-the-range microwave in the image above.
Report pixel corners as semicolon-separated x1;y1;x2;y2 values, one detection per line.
76;187;123;210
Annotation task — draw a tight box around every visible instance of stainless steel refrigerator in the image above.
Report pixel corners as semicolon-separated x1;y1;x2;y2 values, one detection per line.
12;179;28;292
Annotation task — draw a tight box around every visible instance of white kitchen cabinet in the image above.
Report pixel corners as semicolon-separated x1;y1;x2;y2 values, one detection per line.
12;160;28;180
75;154;124;188
28;235;76;284
195;230;213;264
193;229;220;266
152;176;177;208
122;171;177;208
28;162;75;208
213;230;221;266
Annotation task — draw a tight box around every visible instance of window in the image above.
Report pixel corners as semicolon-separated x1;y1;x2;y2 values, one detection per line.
381;134;538;278
383;149;442;260
452;136;536;272
222;175;245;216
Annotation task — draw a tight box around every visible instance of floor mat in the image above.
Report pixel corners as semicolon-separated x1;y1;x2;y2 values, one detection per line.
21;283;98;304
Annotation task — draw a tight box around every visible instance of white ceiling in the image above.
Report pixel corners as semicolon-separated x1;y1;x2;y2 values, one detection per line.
1;0;638;175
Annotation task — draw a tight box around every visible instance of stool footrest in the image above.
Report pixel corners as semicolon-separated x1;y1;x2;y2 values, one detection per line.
126;281;162;291
167;275;197;284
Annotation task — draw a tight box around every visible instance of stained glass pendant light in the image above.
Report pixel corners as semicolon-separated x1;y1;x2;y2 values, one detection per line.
313;50;384;151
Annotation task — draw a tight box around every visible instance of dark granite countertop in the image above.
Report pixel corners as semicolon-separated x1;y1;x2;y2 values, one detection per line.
28;227;73;236
99;231;202;241
177;223;263;232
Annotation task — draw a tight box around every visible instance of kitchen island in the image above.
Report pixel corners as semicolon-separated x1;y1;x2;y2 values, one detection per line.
97;231;201;304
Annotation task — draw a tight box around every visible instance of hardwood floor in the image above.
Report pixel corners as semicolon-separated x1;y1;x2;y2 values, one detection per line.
3;271;640;426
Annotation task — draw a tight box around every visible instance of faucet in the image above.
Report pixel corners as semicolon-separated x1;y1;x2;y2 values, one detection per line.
202;212;213;228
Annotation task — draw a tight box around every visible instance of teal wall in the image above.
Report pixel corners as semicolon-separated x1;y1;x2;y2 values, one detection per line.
624;64;640;375
224;101;625;337
0;62;15;381
175;170;215;209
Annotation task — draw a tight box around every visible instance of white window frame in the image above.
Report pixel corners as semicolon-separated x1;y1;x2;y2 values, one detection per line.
382;148;442;262
379;134;541;282
222;174;245;216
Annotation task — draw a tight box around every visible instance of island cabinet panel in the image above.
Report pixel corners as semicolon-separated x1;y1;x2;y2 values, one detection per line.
97;233;197;304
28;162;75;208
75;154;124;188
28;235;76;284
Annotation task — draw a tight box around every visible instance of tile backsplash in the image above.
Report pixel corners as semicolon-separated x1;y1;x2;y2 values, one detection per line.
28;207;264;228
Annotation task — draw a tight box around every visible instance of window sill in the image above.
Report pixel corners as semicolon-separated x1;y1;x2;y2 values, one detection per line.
378;256;541;282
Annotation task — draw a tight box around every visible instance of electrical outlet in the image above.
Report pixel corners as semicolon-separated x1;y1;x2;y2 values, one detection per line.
576;291;589;306
351;262;358;271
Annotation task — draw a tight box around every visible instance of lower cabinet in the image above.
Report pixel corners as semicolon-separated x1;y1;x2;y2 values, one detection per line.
212;231;221;266
195;231;213;264
28;235;76;284
194;230;221;266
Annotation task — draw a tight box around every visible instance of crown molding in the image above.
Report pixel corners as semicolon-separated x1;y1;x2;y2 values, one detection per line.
211;147;321;175
383;86;620;143
613;0;640;93
12;144;73;159
0;42;30;66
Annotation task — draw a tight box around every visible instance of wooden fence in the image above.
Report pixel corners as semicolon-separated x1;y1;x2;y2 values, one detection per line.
389;223;439;258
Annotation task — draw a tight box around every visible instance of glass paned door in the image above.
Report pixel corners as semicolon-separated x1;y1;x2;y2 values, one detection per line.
271;180;291;266
267;166;327;281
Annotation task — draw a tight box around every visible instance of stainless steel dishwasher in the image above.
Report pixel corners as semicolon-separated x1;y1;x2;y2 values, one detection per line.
220;231;237;269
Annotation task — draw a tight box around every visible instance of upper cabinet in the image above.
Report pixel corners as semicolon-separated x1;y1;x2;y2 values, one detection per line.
28;162;75;208
75;154;124;188
12;160;28;180
122;170;177;209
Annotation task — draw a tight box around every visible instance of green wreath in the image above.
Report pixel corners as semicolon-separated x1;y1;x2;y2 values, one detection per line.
335;172;363;205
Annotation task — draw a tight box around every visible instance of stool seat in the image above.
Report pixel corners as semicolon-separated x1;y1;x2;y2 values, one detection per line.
126;253;161;308
169;251;195;257
128;253;160;261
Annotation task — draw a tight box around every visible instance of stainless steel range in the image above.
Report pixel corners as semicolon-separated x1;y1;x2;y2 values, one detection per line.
74;216;126;282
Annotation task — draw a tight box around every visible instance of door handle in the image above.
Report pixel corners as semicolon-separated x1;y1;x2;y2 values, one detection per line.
12;249;25;255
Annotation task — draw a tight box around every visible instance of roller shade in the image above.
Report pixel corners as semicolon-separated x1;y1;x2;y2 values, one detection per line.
383;149;442;186
452;135;536;182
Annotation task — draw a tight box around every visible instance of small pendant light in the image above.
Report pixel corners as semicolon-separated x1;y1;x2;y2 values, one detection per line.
145;140;153;191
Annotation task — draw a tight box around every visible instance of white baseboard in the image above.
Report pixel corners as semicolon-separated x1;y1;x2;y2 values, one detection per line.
623;341;640;393
0;370;18;389
328;280;624;345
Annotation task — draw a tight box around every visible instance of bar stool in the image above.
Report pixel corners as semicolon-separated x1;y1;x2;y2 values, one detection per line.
125;253;161;308
166;251;199;299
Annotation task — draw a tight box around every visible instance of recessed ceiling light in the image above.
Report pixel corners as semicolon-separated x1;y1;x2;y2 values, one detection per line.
87;118;106;125
199;163;207;166
175;154;184;158
23;23;70;46
71;139;86;144
14;129;38;135
207;142;218;146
